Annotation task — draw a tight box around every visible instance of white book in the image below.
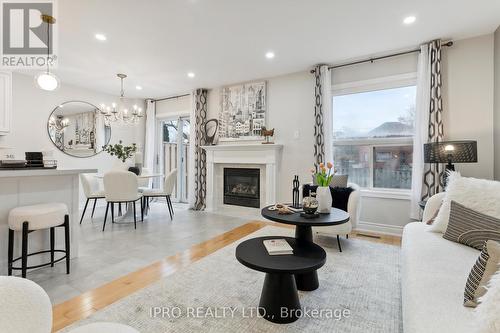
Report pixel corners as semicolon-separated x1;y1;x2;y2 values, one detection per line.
263;239;294;255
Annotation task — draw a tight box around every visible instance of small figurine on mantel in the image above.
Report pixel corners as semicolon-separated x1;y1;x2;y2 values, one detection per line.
291;175;301;208
261;126;275;144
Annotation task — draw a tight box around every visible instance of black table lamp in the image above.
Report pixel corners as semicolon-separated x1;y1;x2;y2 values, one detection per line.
424;140;478;172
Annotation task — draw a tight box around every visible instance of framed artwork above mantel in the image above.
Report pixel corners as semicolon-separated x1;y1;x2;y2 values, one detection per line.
218;80;267;141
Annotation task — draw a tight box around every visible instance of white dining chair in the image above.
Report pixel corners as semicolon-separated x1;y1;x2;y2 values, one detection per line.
142;169;177;219
103;171;143;231
80;173;105;224
138;167;152;192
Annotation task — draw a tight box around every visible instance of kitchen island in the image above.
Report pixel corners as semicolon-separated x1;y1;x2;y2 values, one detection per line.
0;168;97;275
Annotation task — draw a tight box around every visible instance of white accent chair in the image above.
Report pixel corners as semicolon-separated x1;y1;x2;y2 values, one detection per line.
300;183;361;252
138;167;152;192
0;276;52;333
80;173;105;224
142;169;177;219
103;171;143;231
0;277;139;333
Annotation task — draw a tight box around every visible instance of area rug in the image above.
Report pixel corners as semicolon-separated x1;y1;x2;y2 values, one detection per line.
60;226;402;332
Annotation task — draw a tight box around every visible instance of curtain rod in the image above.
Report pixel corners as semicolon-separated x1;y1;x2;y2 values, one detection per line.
153;93;190;102
310;41;453;73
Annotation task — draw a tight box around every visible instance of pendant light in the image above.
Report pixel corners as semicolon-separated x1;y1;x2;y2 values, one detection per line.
35;14;59;91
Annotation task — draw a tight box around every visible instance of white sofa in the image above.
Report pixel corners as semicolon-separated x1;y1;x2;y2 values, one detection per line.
401;192;480;333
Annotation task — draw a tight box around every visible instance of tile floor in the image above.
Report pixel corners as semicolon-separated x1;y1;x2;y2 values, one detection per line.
26;199;252;304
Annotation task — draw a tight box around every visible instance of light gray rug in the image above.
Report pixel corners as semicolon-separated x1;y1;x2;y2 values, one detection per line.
60;226;402;333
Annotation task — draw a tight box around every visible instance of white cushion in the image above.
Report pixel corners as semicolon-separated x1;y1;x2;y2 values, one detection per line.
8;203;68;231
68;322;139;333
89;189;105;198
0;276;52;333
402;222;478;333
429;172;500;233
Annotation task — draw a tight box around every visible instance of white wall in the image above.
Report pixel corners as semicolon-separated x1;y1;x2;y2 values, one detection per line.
442;34;495;180
0;73;146;205
494;26;500;180
205;34;496;235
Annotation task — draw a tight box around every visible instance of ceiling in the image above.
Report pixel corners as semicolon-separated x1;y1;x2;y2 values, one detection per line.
36;0;500;98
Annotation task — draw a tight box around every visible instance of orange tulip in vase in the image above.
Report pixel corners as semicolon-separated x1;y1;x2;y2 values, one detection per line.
311;162;334;213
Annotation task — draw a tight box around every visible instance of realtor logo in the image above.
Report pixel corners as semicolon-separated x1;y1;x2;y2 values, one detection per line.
1;0;58;68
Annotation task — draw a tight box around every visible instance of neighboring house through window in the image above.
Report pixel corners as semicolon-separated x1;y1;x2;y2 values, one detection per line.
332;74;416;191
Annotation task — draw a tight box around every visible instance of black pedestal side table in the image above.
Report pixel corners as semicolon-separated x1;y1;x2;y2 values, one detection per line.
261;205;349;291
235;236;326;324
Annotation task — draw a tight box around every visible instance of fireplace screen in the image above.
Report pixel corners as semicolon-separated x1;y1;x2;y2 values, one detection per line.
223;168;260;208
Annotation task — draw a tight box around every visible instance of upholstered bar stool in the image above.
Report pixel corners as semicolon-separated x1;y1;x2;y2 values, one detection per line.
7;203;70;278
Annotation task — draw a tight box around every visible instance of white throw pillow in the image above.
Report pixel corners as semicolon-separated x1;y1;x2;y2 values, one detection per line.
429;172;500;233
475;269;500;333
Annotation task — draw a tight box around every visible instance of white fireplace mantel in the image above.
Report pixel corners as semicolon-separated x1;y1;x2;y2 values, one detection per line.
201;144;283;211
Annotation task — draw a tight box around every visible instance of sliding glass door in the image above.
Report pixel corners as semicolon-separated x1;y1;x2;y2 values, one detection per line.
158;116;190;203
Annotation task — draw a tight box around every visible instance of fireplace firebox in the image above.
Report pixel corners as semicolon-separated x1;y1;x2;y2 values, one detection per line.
223;168;260;208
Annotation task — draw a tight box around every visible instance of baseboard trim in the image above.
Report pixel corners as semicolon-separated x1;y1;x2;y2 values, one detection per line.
355;221;404;236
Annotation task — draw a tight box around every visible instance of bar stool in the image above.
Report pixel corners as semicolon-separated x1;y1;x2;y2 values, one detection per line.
7;203;70;278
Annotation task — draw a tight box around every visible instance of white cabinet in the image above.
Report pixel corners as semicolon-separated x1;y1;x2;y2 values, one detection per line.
0;71;12;135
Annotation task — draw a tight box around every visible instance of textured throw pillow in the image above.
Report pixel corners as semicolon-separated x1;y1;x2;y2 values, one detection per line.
475;269;500;332
443;201;500;250
312;174;348;188
464;241;500;307
429;172;500;233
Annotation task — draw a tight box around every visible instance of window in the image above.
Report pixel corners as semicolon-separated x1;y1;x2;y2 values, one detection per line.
332;81;416;191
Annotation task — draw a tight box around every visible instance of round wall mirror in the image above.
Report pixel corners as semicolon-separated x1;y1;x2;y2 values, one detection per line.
47;101;111;158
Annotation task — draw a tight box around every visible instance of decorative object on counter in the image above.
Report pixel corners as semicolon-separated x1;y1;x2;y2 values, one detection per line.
25;152;44;168
99;74;144;125
218;81;267;141
128;167;140;175
261;126;275;144
0;160;27;169
291;175;300;208
311;162;335;213
301;195;319;219
424;140;477;185
48;101;111;158
204;119;219;145
35;15;59;91
103;141;137;163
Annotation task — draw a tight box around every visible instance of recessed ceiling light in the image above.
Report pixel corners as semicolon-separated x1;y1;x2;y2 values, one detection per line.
95;33;107;41
265;51;275;59
403;16;416;25
135;85;143;90
187;72;195;78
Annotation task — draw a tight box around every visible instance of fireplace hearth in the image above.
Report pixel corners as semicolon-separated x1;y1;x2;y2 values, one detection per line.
223;168;260;208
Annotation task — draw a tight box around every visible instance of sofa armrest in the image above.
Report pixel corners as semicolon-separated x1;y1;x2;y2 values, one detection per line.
422;192;446;223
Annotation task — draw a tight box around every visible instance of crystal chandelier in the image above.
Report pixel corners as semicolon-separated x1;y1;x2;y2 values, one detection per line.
99;74;143;125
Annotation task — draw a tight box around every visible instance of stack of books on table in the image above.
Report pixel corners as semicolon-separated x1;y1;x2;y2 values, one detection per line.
263;239;294;256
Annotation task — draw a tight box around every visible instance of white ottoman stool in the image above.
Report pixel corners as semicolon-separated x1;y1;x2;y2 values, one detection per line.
8;203;70;278
68;322;140;333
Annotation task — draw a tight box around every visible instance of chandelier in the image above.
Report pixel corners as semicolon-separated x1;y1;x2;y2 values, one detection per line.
100;74;143;125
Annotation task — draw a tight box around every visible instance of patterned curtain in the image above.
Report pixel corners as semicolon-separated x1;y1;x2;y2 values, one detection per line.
313;64;332;170
421;40;445;201
192;89;208;210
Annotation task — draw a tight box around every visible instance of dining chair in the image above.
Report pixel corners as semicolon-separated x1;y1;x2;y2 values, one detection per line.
102;171;143;231
79;173;105;224
142;169;177;219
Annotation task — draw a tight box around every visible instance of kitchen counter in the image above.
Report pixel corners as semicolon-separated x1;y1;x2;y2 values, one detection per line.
0;168;97;275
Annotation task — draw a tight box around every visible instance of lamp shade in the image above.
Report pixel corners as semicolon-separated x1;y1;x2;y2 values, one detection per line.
424;140;477;164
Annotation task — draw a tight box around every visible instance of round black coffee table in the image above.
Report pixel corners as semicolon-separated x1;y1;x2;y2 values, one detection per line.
261;205;349;291
236;236;326;324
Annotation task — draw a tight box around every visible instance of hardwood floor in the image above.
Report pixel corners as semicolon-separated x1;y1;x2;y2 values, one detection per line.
52;221;400;332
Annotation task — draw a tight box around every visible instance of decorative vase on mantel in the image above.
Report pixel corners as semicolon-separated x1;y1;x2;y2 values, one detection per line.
311;162;335;214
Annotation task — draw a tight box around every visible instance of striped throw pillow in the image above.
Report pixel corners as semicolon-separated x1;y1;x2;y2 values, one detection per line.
464;240;500;307
443;201;500;250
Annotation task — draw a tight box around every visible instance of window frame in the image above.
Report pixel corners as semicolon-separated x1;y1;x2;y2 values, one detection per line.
331;73;417;197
